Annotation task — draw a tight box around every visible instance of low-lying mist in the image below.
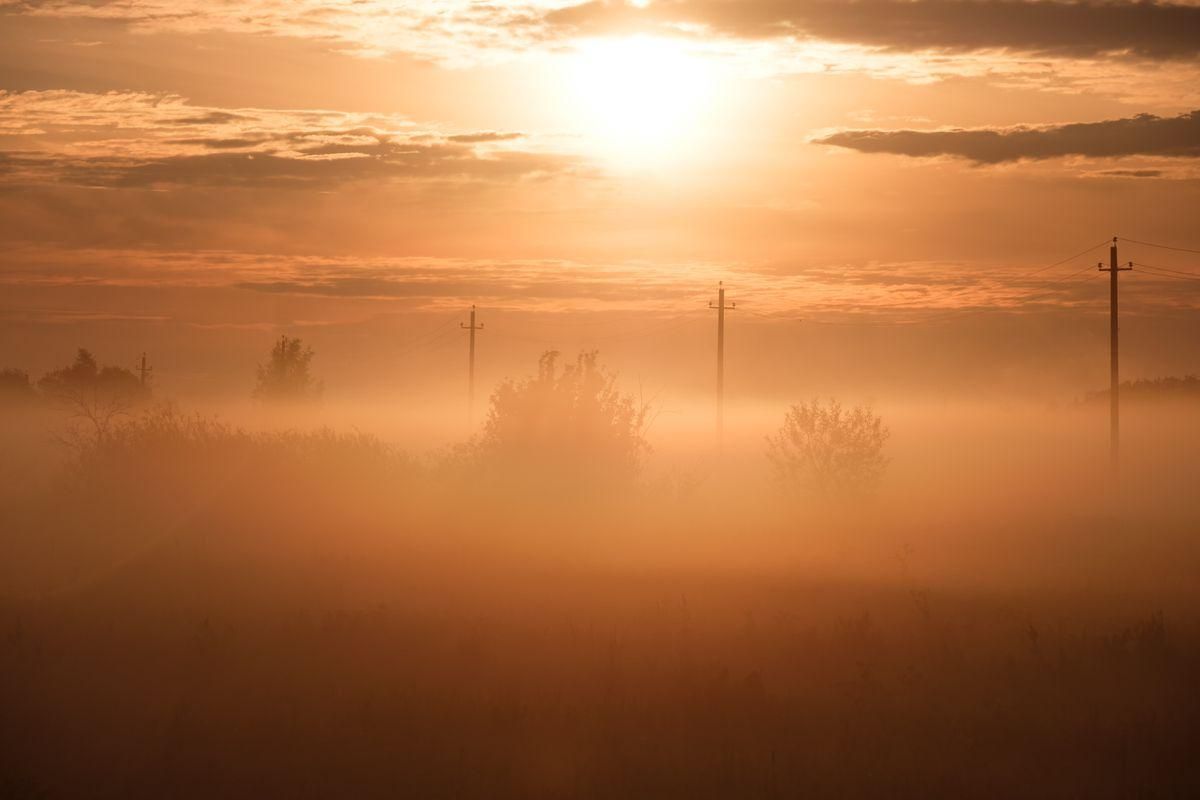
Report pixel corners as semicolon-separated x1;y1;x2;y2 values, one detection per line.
2;369;1199;798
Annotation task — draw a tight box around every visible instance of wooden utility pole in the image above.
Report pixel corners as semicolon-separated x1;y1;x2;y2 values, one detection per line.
137;352;152;387
709;282;735;450
460;305;484;427
1099;237;1131;472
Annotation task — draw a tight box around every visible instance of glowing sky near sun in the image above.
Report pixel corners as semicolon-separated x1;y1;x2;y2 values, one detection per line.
1;0;1200;390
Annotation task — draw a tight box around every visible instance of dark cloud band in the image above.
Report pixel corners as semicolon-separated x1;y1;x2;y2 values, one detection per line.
546;0;1200;60
815;110;1200;163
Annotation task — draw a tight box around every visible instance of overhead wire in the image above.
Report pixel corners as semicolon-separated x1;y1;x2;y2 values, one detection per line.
387;239;1192;346
1120;237;1200;256
753;238;1116;327
392;316;460;359
1013;238;1113;278
491;313;709;346
1132;262;1200;282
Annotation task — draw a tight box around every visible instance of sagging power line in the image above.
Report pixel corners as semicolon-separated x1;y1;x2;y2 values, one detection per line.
1119;236;1200;257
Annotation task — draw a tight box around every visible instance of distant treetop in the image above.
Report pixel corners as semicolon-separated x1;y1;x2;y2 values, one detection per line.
254;335;323;402
1085;375;1200;404
37;348;148;404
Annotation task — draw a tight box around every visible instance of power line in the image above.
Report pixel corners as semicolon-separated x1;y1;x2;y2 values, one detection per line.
1121;237;1200;256
485;312;706;346
741;307;801;321
1132;262;1200;282
587;309;707;342
586;314;707;343
761;242;1112;328
392;317;459;360
1016;261;1103;302
803;312;966;327
1016;238;1113;278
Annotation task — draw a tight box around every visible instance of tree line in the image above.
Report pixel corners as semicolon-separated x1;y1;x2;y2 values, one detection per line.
0;336;321;408
4;335;890;500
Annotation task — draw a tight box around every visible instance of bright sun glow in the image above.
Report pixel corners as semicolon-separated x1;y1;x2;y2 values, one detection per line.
565;36;719;166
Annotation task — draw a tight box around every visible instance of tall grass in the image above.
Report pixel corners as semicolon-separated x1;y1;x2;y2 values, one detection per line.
1;401;1199;798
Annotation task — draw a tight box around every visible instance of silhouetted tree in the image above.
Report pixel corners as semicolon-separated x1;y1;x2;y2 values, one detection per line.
767;399;889;499
1084;374;1200;404
253;335;322;402
0;368;36;405
38;349;148;440
471;350;648;488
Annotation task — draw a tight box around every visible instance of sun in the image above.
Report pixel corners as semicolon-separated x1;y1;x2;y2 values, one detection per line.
564;36;719;166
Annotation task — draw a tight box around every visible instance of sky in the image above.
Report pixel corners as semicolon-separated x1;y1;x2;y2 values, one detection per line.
2;0;1200;401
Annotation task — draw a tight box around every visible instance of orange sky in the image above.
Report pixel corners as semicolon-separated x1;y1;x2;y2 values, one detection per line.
2;0;1200;397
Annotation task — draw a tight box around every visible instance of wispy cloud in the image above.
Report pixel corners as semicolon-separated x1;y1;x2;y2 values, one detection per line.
3;246;1194;318
8;0;1200;100
0;90;579;188
6;0;556;63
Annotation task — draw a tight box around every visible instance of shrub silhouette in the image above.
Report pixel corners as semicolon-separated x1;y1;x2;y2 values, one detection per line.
0;368;36;405
1084;374;1200;404
766;399;889;499
63;403;414;529
37;348;148;439
254;335;322;402
469;350;648;490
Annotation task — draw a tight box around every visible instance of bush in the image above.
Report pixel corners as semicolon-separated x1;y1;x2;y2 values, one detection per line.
467;350;649;491
38;348;149;439
72;404;406;488
254;335;322;402
0;368;36;405
766;399;889;500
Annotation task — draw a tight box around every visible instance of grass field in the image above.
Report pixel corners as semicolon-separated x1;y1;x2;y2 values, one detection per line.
2;400;1198;798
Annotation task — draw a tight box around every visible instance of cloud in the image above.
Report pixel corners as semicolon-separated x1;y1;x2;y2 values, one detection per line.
448;132;526;143
0;90;576;188
5;244;1175;319
1092;168;1165;178
12;0;1200;63
544;0;1200;60
7;1;1200;100
6;0;554;64
814;110;1200;163
168;111;250;126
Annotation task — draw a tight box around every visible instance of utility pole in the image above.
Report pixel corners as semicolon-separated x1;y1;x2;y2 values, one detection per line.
709;281;735;450
137;352;152;387
1099;237;1132;473
460;305;484;427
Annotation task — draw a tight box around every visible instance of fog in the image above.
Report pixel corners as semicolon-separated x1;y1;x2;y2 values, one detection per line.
2;351;1199;796
7;0;1200;792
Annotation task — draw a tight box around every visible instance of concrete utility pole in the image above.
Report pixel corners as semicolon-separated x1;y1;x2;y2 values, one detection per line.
460;305;484;427
1099;237;1132;472
137;352;152;387
709;281;735;450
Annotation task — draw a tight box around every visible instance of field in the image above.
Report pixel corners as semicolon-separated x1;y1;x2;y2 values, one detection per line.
2;398;1199;799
